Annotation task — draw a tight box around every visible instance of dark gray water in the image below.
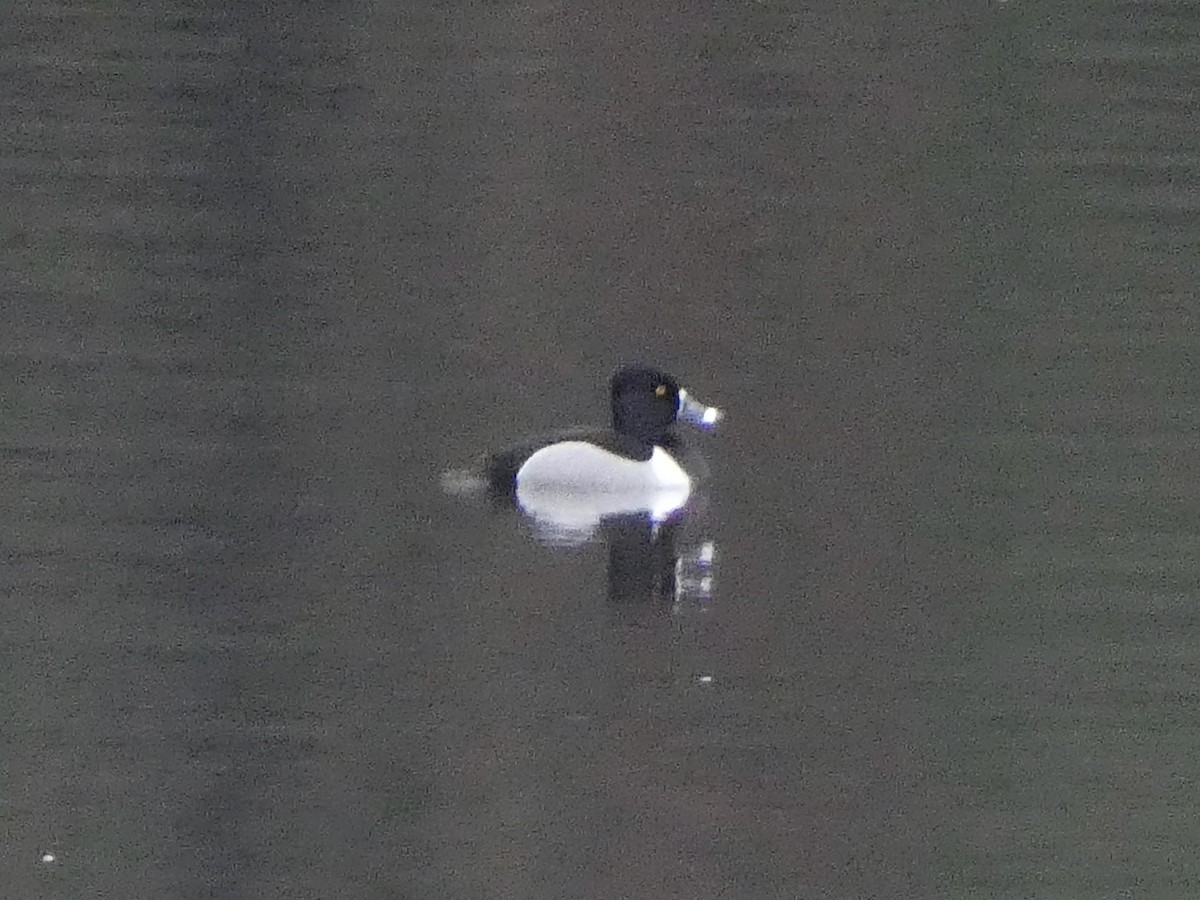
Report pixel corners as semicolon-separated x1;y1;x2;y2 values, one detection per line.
5;1;1200;897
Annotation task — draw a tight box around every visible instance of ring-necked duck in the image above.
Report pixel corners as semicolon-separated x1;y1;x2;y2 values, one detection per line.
459;366;721;538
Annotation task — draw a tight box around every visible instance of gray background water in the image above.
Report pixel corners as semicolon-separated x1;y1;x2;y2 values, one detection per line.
5;1;1200;897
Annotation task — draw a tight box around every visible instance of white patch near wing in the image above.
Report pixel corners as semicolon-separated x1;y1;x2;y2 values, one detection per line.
514;443;692;542
515;442;689;491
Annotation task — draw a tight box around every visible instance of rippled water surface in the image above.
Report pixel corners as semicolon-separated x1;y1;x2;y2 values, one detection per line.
5;1;1200;897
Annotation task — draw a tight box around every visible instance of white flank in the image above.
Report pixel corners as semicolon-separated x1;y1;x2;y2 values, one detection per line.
516;443;689;491
514;443;692;542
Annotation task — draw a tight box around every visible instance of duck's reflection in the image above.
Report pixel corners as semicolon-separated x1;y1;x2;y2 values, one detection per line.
450;470;717;605
604;516;678;602
524;506;716;606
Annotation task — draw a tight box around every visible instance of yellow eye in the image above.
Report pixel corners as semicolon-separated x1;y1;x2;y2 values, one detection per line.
655;384;667;397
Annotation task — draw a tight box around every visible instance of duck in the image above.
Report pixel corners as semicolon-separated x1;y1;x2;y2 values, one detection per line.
476;365;722;539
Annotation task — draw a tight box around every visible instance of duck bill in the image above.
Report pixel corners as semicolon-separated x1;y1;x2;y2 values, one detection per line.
677;389;722;430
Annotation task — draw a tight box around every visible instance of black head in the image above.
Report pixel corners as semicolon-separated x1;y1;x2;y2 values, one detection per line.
610;365;682;444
